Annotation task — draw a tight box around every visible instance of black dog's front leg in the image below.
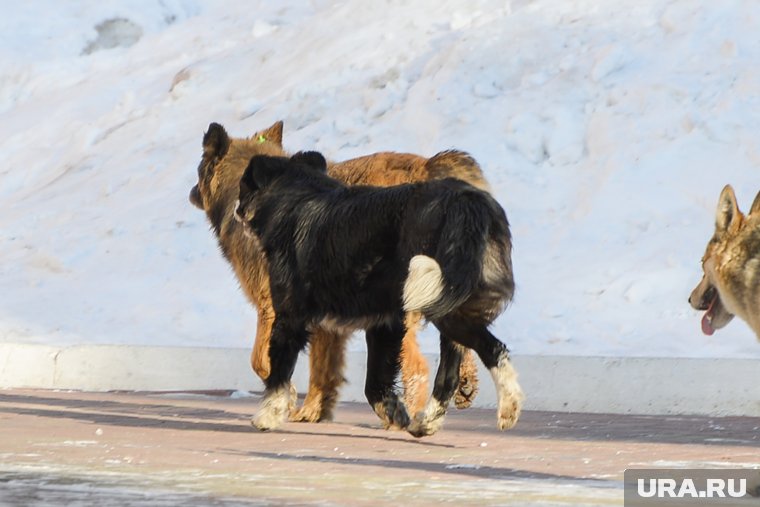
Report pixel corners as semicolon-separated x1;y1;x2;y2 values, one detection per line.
252;316;309;431
365;318;410;430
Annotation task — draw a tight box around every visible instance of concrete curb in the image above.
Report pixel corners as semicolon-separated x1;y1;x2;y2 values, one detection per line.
1;343;759;416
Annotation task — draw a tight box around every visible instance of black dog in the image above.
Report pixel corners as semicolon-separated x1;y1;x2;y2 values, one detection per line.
235;152;523;437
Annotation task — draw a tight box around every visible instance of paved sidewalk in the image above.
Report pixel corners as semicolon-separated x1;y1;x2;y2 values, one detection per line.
0;389;758;506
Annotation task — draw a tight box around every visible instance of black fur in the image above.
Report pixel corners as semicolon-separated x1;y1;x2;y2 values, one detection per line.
237;152;516;434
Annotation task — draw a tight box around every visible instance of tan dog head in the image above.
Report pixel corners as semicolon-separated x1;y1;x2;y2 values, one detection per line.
189;121;285;216
689;184;760;335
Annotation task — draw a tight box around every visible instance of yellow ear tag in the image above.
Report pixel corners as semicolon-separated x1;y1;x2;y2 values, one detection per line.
257;135;266;143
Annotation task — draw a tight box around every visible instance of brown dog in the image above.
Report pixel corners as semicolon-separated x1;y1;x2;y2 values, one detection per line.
190;121;486;422
690;184;760;340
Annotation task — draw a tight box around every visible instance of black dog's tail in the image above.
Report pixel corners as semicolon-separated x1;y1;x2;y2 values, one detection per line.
402;191;513;321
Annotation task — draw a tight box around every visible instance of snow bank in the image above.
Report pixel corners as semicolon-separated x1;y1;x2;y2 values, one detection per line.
1;0;759;358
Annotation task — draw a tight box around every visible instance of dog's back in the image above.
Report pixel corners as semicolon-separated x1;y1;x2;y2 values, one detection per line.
240;155;513;327
329;150;489;191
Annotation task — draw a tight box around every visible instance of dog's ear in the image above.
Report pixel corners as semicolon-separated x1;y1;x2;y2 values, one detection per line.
239;161;259;196
245;155;287;190
715;184;741;235
749;190;760;217
203;123;230;160
291;151;327;173
253;121;284;147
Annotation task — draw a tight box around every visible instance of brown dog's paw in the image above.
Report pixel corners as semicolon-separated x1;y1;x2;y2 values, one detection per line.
454;382;478;409
407;399;446;438
289;405;322;423
289;402;333;423
289;386;336;423
455;351;479;409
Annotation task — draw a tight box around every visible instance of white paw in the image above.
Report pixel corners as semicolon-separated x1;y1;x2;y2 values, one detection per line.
252;386;291;431
490;355;524;431
407;398;446;438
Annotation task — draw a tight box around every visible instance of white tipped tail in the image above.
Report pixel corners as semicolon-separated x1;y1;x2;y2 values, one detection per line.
403;255;444;312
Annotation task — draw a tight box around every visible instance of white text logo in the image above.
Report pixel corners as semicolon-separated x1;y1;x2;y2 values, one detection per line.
637;478;746;499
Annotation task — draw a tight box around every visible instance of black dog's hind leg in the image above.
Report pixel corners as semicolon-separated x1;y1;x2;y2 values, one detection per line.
252;316;309;431
432;315;524;432
407;334;463;437
365;319;410;430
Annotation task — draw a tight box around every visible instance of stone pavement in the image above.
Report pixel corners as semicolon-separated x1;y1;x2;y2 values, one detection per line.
0;389;758;506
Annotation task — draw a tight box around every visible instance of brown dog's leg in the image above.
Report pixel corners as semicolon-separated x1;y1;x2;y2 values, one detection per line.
455;350;479;409
251;306;275;380
290;328;348;422
401;314;479;412
400;313;430;416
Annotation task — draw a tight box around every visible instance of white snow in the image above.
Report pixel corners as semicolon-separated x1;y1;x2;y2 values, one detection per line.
2;0;760;359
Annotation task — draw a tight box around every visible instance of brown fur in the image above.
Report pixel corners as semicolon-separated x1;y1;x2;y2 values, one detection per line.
690;184;760;340
191;121;485;421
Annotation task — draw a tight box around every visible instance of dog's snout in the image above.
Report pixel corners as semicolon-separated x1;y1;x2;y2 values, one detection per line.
189;185;203;209
690;285;716;311
701;287;716;309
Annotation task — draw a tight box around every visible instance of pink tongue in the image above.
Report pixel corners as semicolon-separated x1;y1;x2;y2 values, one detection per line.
701;312;715;335
701;294;716;336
